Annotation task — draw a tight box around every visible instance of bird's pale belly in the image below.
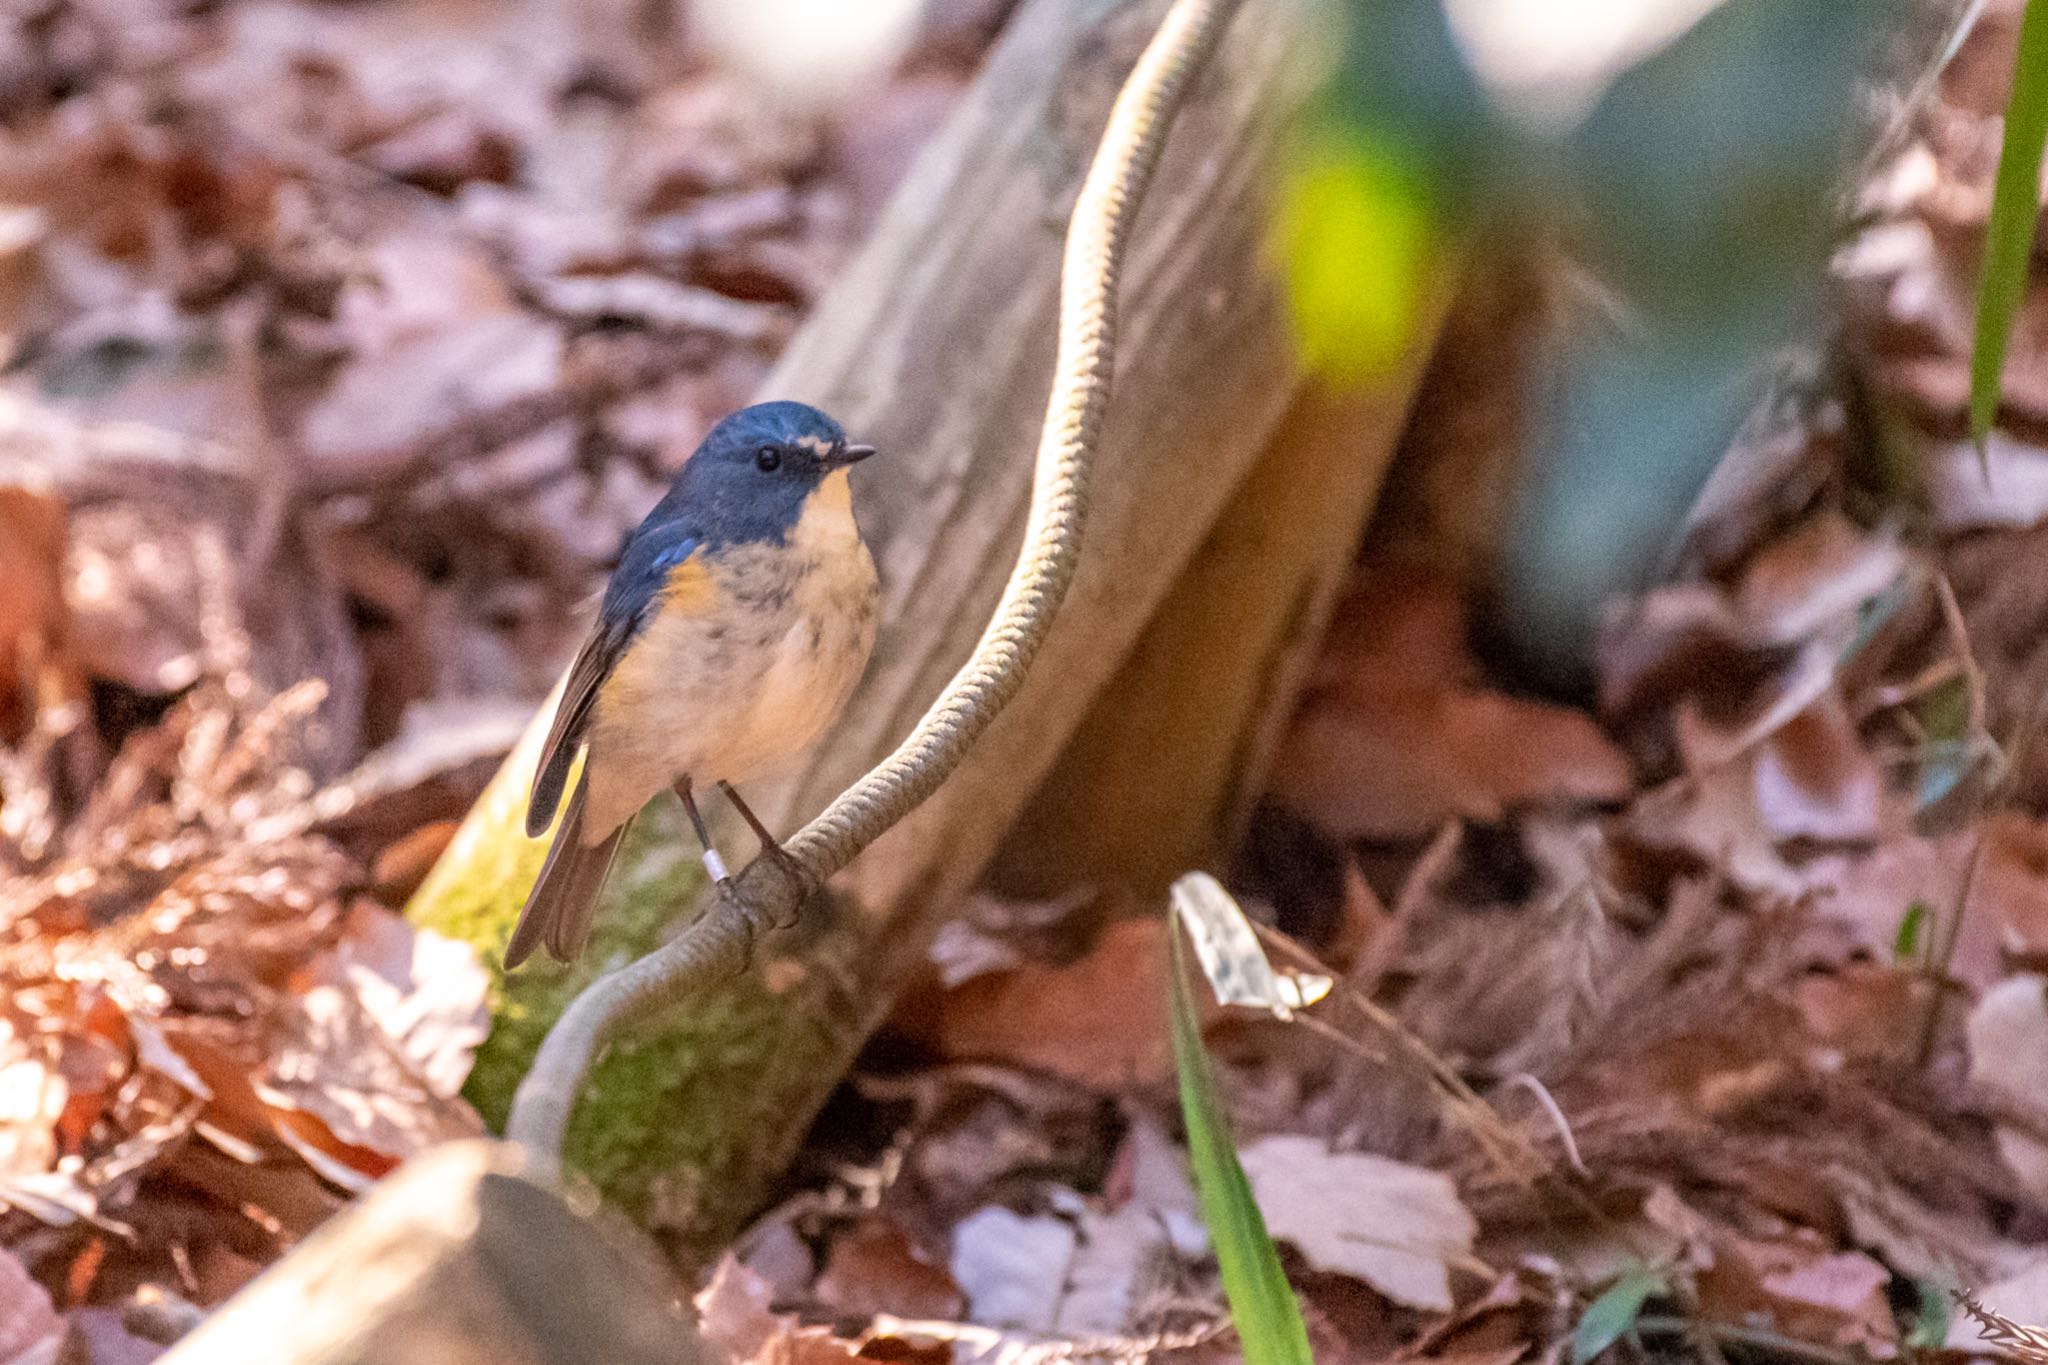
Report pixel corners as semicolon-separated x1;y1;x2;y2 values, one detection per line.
580;534;877;841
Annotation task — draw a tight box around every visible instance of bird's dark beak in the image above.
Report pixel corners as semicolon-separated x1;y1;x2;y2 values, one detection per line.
833;444;878;467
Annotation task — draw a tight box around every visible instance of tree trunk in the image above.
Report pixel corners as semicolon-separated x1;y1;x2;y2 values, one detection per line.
982;370;1445;904
408;0;1447;1255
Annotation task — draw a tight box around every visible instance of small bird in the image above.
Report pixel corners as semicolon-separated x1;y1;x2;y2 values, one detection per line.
507;401;880;967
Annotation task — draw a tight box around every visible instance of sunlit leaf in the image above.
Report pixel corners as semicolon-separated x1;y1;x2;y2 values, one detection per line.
1971;0;2048;452
1167;914;1312;1365
1272;123;1435;385
1572;1265;1667;1365
1170;872;1330;1017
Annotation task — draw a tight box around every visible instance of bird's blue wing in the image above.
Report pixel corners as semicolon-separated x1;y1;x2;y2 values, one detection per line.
526;529;702;838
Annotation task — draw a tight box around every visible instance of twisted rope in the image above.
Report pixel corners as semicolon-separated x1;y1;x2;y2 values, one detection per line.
507;0;1246;1162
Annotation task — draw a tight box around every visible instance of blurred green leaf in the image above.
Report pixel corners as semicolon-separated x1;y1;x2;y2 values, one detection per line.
1274;122;1435;384
1971;0;2048;451
1167;914;1312;1365
1915;675;1977;810
1572;1266;1667;1365
1847;576;1914;662
1491;0;1895;684
1321;0;1501;182
1907;1278;1954;1349
1571;0;1889;331
1501;336;1762;687
1896;901;1931;961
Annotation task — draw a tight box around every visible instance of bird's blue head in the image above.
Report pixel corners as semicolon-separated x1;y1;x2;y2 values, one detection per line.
662;400;876;547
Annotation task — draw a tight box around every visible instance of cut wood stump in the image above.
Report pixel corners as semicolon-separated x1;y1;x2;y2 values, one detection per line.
159;1142;709;1365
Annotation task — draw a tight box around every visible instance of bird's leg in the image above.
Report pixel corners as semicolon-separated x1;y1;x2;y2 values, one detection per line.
673;776;732;885
717;781;810;909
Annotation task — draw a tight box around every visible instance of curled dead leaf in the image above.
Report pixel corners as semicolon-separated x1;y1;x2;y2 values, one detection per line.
906;918;1177;1090
1237;1134;1476;1311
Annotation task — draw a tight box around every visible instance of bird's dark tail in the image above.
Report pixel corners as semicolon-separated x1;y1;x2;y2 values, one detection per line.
506;776;626;967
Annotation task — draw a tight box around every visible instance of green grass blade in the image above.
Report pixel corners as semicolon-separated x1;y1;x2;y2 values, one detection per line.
1571;1266;1667;1365
1970;0;2048;450
1896;900;1932;961
1167;917;1314;1365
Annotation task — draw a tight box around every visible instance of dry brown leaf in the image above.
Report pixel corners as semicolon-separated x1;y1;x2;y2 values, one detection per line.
910;919;1176;1090
1273;690;1633;842
1928;436;2048;532
1734;514;1905;649
298;312;564;476
1697;1233;1897;1357
1624;762;1800;895
1626;691;1889;897
948;1207;1079;1332
1793;963;1925;1066
922;889;1103;990
0;0;979;1324
813;1215;964;1323
696;1255;865;1365
845;1069;1118;1239
305;902;490;1102
1237;1135;1476;1311
0;484;74;744
1602;514;1909;774
1799;815;2048;990
52;500;188;687
1271;560;1631;841
1987;819;2048;964
1746;691;1884;844
1969;976;2048;1203
0;667;482;1295
62;495;362;774
0;1008;67;1187
1104;1114;1206;1257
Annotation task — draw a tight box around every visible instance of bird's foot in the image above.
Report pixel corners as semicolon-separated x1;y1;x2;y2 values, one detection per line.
759;841;811;929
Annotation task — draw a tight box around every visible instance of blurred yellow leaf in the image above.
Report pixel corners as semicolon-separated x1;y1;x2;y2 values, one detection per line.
1272;126;1434;385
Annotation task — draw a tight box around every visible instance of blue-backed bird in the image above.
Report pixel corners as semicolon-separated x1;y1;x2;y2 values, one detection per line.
506;401;880;967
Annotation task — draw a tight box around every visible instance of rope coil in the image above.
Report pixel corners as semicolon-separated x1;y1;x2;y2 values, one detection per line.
507;0;1247;1162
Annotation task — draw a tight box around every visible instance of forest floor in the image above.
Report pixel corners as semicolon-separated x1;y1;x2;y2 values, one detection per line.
7;1;2048;1363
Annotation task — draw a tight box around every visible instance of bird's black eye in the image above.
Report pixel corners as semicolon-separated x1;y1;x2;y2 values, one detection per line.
755;445;782;472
